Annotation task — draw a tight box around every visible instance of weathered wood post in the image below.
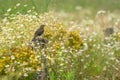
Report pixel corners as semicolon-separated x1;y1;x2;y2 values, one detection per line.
32;37;49;80
41;49;49;80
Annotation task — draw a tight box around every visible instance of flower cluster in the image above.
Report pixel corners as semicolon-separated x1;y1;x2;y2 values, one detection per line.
0;6;120;80
0;10;83;78
0;46;41;76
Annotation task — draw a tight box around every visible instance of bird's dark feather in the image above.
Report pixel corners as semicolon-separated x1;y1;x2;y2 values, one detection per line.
32;25;45;41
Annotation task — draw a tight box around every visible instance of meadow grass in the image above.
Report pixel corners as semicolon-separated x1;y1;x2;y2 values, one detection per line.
0;2;120;80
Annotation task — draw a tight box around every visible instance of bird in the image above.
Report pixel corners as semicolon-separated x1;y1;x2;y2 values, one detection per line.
104;27;114;37
32;25;46;41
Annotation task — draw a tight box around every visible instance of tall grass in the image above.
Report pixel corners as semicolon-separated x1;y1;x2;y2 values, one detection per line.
0;0;51;18
0;0;120;18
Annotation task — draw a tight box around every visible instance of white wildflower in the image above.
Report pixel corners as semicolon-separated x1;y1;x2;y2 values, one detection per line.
86;55;90;58
5;65;10;68
103;66;106;71
83;43;88;50
11;55;15;60
97;10;106;15
16;3;20;7
23;73;28;77
24;4;28;7
7;8;11;12
27;10;31;13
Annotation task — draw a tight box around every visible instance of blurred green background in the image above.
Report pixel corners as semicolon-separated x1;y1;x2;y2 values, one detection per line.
0;0;120;17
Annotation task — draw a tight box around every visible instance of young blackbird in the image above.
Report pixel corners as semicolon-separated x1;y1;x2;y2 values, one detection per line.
32;25;46;41
104;27;114;37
